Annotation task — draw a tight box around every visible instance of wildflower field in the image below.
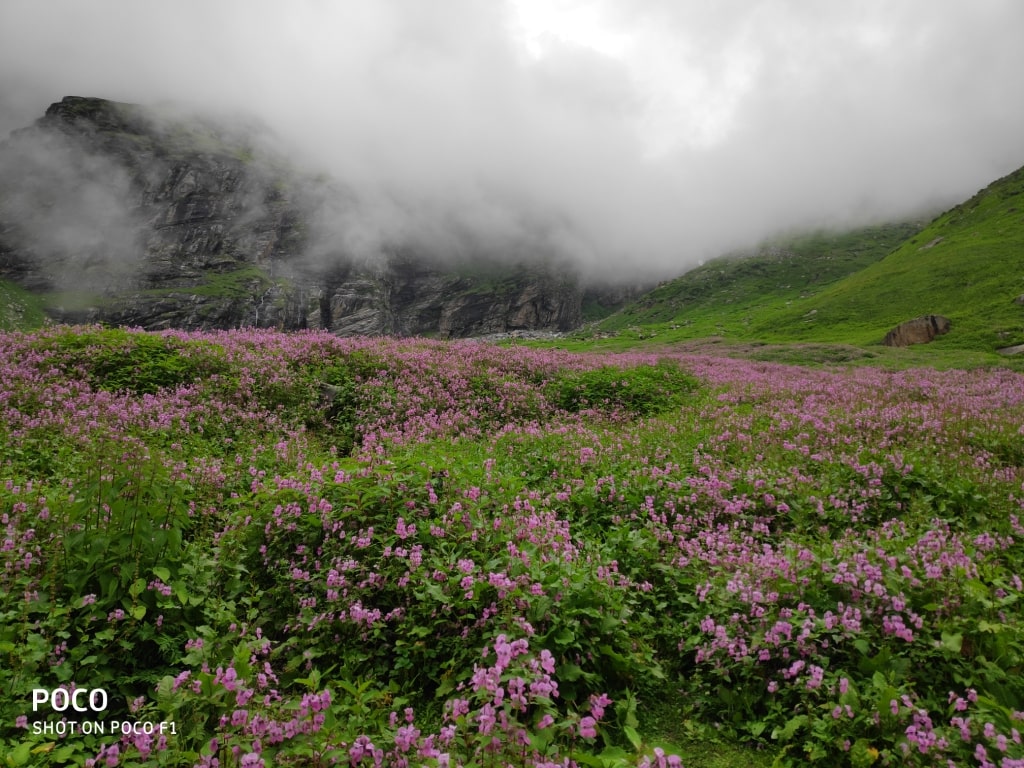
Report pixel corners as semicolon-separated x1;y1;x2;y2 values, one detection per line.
3;326;1024;768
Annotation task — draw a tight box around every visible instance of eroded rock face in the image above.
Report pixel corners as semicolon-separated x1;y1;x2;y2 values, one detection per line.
0;96;307;328
0;96;630;336
883;315;952;346
303;255;583;337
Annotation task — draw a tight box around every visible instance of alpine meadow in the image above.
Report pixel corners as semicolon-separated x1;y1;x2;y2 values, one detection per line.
4;276;1024;766
4;3;1024;766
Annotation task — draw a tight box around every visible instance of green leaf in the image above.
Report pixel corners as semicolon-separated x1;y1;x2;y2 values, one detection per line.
771;714;807;742
941;631;964;653
623;725;643;751
436;677;456;698
51;746;77;762
559;663;584;681
597;643;627;663
152;566;171;582
553;627;575;645
131;604;147;620
6;741;31;766
129;578;147;598
421;583;447;602
531;728;551;754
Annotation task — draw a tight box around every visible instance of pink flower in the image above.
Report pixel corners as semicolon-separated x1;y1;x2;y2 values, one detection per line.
579;716;598;739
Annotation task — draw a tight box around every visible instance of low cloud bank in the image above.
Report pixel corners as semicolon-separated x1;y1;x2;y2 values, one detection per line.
2;1;1023;281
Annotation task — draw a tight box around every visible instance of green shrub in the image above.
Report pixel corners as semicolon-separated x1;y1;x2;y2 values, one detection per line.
547;360;699;416
31;328;227;395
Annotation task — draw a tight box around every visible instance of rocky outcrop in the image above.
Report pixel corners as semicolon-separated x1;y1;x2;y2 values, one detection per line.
0;96;632;336
882;315;952;347
0;97;307;326
302;254;583;337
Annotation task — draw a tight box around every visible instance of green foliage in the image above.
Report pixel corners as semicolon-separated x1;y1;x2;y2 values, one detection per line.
313;351;392;452
30;328;228;395
5;326;1024;766
0;452;200;737
547;360;699;416
174;267;271;299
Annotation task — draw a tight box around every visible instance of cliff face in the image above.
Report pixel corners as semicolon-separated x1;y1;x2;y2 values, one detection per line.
0;96;621;335
309;255;583;337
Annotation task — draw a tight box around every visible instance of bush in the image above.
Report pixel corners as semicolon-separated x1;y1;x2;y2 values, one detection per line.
547;360;699;416
30;327;227;395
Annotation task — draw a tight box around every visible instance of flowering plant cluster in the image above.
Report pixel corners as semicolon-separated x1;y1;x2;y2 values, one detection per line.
2;325;1024;767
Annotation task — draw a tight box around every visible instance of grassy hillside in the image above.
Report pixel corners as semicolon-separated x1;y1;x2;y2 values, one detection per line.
0;279;47;331
599;221;924;335
743;164;1024;350
579;164;1024;357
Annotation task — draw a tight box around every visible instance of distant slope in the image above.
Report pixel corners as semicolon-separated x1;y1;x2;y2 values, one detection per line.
584;162;1024;356
746;164;1024;349
0;279;46;331
597;221;924;337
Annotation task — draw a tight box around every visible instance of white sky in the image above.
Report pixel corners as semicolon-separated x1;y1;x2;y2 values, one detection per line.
1;0;1022;278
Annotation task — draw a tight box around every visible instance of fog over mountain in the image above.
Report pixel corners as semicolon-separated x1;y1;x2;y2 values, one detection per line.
2;0;1023;281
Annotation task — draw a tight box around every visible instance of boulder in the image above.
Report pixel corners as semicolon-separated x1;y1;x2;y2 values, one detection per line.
882;315;951;347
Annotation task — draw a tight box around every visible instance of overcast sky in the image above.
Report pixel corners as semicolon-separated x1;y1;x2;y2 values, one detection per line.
1;0;1022;279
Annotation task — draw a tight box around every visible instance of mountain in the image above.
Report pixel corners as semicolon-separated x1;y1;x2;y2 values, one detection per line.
580;161;1024;356
597;221;925;336
7;97;1020;353
740;164;1024;350
0;96;633;335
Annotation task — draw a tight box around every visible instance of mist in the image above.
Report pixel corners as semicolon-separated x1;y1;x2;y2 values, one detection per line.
0;126;145;292
2;0;1023;281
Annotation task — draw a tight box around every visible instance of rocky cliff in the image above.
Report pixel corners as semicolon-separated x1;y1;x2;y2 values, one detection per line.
0;96;631;335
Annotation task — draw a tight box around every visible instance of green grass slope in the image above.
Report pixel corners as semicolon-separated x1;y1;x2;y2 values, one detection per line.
0;279;47;331
551;162;1024;365
598;221;923;339
741;164;1024;350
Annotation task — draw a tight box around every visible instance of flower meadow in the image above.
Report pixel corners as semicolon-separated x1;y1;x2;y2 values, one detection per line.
2;326;1024;768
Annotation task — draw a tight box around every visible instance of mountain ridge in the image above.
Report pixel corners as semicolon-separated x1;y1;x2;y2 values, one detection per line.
3;96;1022;359
0;96;637;336
553;162;1024;361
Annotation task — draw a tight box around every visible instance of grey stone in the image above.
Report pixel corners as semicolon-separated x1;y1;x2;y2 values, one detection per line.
882;315;952;347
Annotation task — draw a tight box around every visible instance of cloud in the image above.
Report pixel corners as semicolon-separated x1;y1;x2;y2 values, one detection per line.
1;0;1023;281
0;126;143;292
